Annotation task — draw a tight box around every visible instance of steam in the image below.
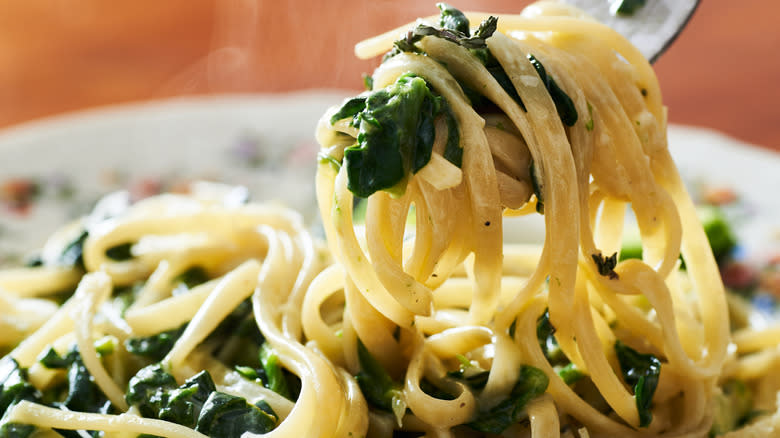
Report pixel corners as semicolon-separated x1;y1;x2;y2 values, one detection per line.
156;0;257;95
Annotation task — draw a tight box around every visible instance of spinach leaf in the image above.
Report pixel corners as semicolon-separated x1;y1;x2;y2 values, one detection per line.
36;347;110;415
59;229;89;269
614;340;660;428
447;355;489;390
698;205;737;262
612;0;647;16
437;3;470;35
105;242;133;261
125;366;278;435
195;392;277;437
234;366;264;385
527;54;578;127
382;3;522;114
38;347;80;369
62;359;110;414
158;371;216;428
536;309;566;364
0;357;42;436
24;254;43;268
536;311;584;385
529;161;544;214
467;365;549;433
333;73;454;198
234;343;299;401
125;324;187;362
329;96;368;126
419;379;457;401
537;312;561;362
441;101;463;168
93;336;116;357
0;422;36;438
173;266;210;293
259;344;291;400
470;47;528;112
556;363;585;385
710;380;756;436
355;339;404;413
208;299;265;365
125;364;179;418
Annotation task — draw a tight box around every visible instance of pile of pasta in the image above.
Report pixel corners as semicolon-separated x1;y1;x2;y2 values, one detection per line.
1;2;779;437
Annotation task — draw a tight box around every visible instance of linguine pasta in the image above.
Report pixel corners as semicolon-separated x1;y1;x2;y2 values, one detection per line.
1;2;778;437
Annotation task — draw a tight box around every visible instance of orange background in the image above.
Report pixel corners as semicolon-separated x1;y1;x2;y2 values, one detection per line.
0;0;778;152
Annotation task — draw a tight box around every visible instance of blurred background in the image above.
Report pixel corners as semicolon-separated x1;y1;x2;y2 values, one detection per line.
0;0;778;151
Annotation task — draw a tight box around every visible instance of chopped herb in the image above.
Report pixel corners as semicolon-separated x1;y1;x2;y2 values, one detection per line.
467;365;549;433
527;54;578;126
592;252;619;280
614;340;660;428
385;11;497;62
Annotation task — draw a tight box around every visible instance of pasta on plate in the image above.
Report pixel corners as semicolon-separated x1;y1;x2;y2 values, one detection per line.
1;2;778;437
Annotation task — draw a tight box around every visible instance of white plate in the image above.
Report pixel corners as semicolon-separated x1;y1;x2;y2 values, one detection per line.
0;93;778;266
